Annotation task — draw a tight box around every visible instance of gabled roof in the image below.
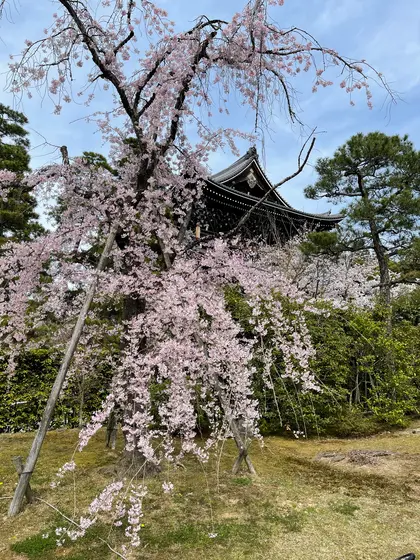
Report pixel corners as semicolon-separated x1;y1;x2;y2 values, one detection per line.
210;146;291;208
204;179;343;224
208;147;342;224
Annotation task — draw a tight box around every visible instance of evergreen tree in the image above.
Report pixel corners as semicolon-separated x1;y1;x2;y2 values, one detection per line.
0;103;43;246
305;132;420;305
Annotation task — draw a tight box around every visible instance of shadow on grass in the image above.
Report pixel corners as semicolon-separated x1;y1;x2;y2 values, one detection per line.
330;499;360;516
280;455;413;502
12;518;266;560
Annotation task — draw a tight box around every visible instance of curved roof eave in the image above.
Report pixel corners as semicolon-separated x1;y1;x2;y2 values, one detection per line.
204;179;343;223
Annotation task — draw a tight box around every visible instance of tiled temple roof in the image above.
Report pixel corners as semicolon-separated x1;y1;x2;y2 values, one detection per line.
206;147;342;227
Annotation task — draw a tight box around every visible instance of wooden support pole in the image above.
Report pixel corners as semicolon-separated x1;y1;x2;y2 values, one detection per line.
8;224;118;517
106;410;118;450
12;456;33;504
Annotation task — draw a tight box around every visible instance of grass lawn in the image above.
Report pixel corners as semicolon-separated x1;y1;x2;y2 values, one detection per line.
1;424;420;560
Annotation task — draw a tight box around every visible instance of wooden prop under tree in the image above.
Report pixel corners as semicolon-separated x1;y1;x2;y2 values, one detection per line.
8;223;118;517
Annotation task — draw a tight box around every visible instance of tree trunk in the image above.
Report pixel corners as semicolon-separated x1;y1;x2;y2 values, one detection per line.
214;382;256;475
192;333;257;475
371;233;391;309
357;173;391;307
106;410;117;450
357;173;392;333
354;370;360;404
230;420;256;476
117;294;161;473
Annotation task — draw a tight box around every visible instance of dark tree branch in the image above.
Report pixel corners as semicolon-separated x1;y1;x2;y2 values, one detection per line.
137;91;156;119
226;136;316;238
132;18;225;114
113;30;134;55
133;54;167;109
269;69;299;123
58;0;141;140
113;0;135;54
160;30;217;155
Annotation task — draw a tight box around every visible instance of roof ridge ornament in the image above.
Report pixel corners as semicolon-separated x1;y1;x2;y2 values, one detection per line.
245;146;258;159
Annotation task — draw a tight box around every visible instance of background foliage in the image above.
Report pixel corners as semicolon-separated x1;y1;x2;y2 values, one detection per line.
0;348;113;433
2;288;420;437
225;287;420;437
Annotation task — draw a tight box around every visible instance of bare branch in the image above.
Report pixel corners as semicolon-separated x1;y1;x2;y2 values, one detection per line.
226;136;316;238
296;127;316;169
58;0;141;139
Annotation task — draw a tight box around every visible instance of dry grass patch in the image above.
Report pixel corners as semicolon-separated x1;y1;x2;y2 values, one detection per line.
0;427;419;559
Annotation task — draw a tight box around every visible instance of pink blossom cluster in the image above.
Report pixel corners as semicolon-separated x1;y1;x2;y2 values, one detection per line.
55;481;125;544
6;0;381;138
72;240;320;473
260;235;379;308
0;170;16;201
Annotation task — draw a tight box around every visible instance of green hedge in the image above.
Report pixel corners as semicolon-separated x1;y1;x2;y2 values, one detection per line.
2;296;420;438
0;348;112;433
226;287;420;437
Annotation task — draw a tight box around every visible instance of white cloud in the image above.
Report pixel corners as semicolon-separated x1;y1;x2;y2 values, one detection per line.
313;0;365;33
361;1;420;91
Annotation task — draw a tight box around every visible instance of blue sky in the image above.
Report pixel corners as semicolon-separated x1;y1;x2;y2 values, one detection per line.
1;0;420;216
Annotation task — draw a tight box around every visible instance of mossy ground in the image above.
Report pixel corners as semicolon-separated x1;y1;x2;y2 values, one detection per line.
1;424;420;559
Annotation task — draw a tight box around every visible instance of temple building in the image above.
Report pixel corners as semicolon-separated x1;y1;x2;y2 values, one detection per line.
194;147;342;243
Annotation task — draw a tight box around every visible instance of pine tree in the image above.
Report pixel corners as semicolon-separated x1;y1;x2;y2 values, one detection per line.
0;104;43;246
305;132;420;306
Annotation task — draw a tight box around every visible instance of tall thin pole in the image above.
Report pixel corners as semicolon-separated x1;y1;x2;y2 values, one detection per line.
8;223;118;517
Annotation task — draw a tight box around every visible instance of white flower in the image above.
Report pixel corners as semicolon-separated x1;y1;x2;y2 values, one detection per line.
162;481;174;494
